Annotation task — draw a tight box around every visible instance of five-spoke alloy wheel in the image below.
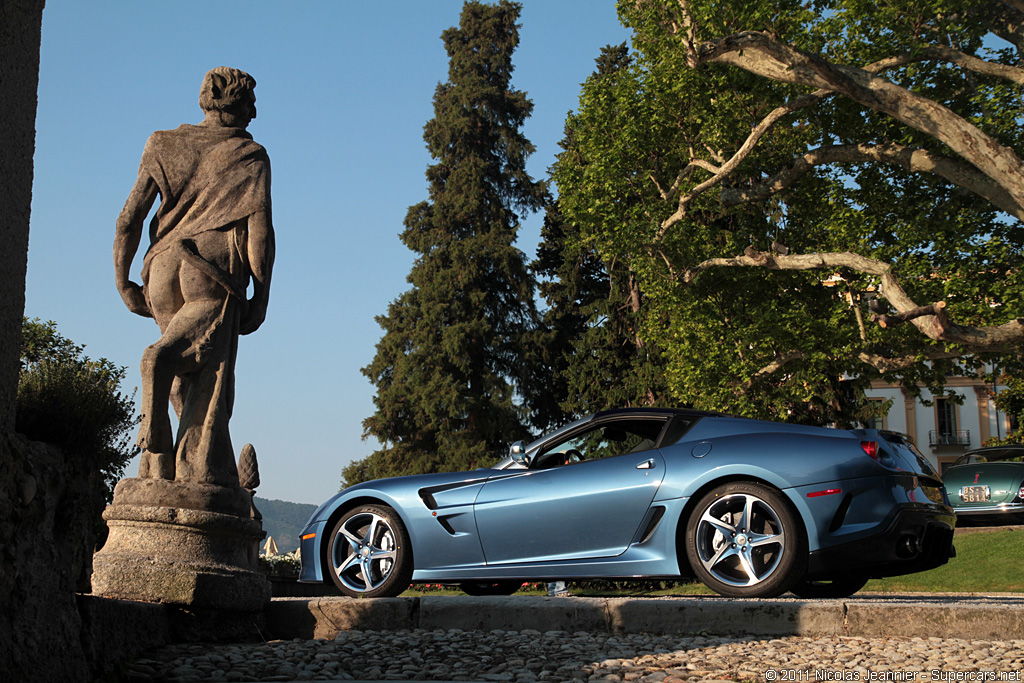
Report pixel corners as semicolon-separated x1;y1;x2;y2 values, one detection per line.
326;504;413;598
685;482;805;597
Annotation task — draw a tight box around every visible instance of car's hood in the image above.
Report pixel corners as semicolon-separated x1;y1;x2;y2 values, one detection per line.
307;468;506;525
344;468;503;494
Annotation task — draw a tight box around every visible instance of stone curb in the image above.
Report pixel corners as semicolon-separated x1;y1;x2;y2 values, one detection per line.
264;595;1024;641
77;593;1024;678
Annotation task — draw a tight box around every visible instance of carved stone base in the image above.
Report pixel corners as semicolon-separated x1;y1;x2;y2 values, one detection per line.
92;478;269;611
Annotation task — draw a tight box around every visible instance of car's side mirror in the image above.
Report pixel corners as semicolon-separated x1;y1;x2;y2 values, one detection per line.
509;440;527;465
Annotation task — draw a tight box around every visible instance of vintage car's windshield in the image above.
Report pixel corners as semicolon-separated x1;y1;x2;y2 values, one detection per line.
953;447;1024;467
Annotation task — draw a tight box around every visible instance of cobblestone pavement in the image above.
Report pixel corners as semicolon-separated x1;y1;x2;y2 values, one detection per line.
126;629;1024;682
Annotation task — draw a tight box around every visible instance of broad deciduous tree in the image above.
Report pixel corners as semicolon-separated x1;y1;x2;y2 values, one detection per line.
554;0;1024;424
349;1;545;485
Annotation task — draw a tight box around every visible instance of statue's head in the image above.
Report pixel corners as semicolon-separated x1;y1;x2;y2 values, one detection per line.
199;67;257;125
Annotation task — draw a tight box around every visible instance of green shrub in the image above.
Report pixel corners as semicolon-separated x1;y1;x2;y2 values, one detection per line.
16;318;139;501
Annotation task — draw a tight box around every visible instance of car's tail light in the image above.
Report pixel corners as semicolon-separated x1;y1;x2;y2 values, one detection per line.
861;441;880;460
1017;486;1024;502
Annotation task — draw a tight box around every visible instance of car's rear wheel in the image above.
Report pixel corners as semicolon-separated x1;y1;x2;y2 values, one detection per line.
326;504;413;598
685;482;806;598
789;576;869;599
458;580;524;596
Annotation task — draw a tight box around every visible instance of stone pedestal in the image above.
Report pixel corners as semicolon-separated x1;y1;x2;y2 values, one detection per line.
92;478;269;611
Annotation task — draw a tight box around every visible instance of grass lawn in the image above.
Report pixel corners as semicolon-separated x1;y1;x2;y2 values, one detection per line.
863;526;1024;593
399;526;1024;597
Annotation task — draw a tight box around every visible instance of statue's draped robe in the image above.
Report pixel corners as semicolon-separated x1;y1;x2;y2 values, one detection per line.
138;124;270;485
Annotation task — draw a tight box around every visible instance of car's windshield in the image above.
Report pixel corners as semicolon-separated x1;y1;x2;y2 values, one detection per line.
953;449;1024;466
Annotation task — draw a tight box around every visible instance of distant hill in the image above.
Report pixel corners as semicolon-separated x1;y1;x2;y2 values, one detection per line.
256;497;318;553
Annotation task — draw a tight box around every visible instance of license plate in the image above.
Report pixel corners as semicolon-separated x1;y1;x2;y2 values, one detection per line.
959;485;990;503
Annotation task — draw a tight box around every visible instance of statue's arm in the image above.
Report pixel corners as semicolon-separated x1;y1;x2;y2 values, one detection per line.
114;171;158;318
240;208;275;335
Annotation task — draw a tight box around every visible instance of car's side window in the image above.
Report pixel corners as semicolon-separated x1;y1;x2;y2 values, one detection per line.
531;419;666;470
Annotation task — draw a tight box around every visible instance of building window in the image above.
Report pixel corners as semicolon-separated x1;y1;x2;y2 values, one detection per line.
936;398;956;436
863;398;887;430
929;397;969;446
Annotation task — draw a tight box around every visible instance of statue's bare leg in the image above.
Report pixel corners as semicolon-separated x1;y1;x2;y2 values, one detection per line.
138;331;190;478
137;248;190;479
138;296;224;478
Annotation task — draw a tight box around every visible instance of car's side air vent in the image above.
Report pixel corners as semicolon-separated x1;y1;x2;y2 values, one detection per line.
436;516;457;535
829;493;853;532
639;506;666;543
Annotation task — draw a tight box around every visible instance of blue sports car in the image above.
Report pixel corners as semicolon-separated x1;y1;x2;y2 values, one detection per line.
298;408;955;599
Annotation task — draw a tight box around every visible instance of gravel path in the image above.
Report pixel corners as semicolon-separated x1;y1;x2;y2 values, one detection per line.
126;629;1024;682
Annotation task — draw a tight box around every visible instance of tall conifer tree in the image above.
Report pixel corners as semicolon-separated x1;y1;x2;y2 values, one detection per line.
347;1;545;486
528;43;666;429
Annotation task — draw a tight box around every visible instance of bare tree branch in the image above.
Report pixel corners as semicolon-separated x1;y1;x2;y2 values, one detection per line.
873;301;948;329
654;89;829;240
683;249;889;283
719;142;1024;221
1004;0;1024;16
870;46;1024;86
683;31;1024;216
746;350;805;385
683;248;1024;353
856;348;964;374
988;1;1024;53
676;0;699;67
652;22;1024;238
740;345;966;385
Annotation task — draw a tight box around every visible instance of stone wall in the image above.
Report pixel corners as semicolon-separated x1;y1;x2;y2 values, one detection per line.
0;435;96;680
0;0;43;434
0;2;87;680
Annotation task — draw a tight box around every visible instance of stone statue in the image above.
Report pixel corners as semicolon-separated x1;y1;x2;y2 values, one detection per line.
94;67;272;613
114;66;274;488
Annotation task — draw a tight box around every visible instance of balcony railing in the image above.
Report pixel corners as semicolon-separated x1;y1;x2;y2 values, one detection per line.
928;430;970;447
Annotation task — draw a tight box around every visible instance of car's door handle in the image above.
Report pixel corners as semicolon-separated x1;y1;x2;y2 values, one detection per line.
636;459;655;470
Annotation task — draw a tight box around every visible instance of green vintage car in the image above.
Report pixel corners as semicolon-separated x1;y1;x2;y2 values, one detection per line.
943;445;1024;526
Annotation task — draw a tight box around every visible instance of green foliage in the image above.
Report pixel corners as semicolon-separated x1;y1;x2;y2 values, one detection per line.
17;318;139;500
529;44;670;426
987;366;1024;445
547;0;1024;425
350;1;545;485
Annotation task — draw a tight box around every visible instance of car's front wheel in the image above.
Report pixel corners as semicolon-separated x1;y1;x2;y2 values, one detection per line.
685;481;806;598
326;504;413;598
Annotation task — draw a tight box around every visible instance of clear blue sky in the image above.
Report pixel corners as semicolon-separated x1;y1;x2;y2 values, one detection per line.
27;1;632;505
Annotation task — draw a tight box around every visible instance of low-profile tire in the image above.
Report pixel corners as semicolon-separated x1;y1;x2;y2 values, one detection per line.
685;481;806;598
789;576;869;599
458;581;524;596
326;504;413;598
